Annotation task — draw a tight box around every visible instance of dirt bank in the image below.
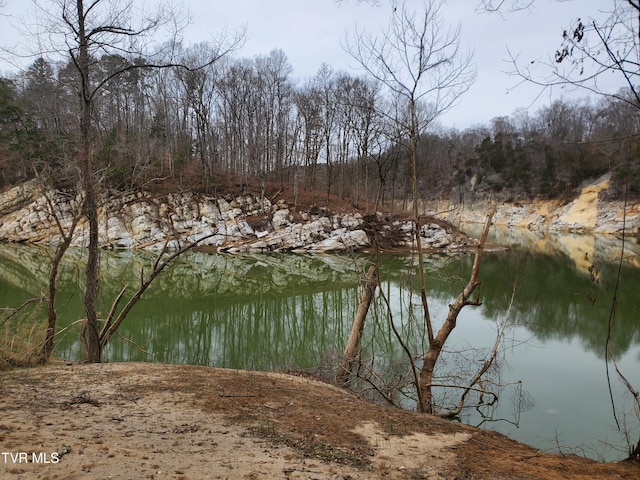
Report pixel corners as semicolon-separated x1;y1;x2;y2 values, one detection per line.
1;363;637;479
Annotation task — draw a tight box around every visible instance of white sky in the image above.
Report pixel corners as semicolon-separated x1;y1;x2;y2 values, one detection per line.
0;0;630;130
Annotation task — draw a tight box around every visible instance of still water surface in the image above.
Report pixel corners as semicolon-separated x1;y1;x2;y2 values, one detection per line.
1;228;639;461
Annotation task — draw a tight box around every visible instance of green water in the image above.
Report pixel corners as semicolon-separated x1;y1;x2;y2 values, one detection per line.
1;231;639;461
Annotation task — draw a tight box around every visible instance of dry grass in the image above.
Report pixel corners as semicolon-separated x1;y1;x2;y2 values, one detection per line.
0;299;47;370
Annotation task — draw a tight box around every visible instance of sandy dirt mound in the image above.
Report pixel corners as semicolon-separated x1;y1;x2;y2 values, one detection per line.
0;363;638;479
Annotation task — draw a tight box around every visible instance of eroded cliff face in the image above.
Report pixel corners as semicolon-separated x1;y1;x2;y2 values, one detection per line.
2;175;634;253
435;175;640;236
0;179;39;217
0;182;472;253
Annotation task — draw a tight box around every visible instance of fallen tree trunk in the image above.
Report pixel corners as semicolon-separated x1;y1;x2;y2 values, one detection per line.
336;265;378;387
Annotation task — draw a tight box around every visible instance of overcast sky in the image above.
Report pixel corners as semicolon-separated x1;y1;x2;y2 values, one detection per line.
0;0;630;130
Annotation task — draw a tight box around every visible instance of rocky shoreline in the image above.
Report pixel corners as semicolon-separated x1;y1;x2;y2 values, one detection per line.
1;176;638;254
0;181;473;253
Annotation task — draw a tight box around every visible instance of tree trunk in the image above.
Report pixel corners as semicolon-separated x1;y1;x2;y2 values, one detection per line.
336;265;378;386
629;437;640;462
42;249;62;361
42;238;72;361
76;0;102;363
84;174;101;363
418;206;496;413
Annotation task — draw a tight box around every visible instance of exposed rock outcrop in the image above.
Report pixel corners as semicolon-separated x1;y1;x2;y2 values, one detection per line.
4;175;635;255
435;175;640;236
0;179;39;217
0;182;473;253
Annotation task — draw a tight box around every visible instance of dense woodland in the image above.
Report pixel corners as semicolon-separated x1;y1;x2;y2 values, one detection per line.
1;50;639;206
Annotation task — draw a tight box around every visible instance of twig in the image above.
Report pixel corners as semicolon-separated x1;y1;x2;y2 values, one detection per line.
115;331;152;355
17;395;37;409
0;296;46;328
217;392;256;398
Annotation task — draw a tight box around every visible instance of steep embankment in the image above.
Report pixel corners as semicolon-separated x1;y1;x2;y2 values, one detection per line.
1;176;636;253
0;181;472;253
435;175;640;236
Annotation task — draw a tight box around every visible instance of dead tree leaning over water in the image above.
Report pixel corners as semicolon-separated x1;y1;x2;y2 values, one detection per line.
417;205;496;413
336;265;379;386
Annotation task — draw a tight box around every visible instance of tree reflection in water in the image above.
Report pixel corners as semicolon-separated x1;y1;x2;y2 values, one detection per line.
1;237;639;460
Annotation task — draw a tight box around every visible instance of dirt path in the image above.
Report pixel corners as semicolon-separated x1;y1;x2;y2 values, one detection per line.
0;363;637;479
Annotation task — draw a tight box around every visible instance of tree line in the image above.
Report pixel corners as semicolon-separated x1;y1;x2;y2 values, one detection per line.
0;51;638;205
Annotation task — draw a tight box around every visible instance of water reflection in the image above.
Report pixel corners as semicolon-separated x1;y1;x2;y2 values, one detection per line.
1;238;638;365
1;233;639;460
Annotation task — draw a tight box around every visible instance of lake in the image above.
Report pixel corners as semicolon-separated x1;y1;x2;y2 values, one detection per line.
1;227;639;461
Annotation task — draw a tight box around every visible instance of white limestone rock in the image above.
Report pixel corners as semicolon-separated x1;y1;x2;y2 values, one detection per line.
302;229;370;252
272;209;291;229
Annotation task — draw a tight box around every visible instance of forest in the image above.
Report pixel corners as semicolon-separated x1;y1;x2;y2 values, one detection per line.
1;50;639;206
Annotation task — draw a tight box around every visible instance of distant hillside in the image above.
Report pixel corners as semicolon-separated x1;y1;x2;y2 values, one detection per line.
1;56;639;209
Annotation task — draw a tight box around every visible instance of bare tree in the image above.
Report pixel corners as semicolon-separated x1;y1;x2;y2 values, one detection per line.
477;0;533;13
345;0;478;413
498;1;640;109
294;80;324;201
336;265;378;386
40;186;82;361
22;0;243;362
175;43;222;182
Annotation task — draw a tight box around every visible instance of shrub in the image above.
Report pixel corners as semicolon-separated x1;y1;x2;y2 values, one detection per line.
0;299;47;370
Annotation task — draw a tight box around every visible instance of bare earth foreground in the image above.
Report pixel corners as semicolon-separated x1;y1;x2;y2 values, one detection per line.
0;363;637;480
